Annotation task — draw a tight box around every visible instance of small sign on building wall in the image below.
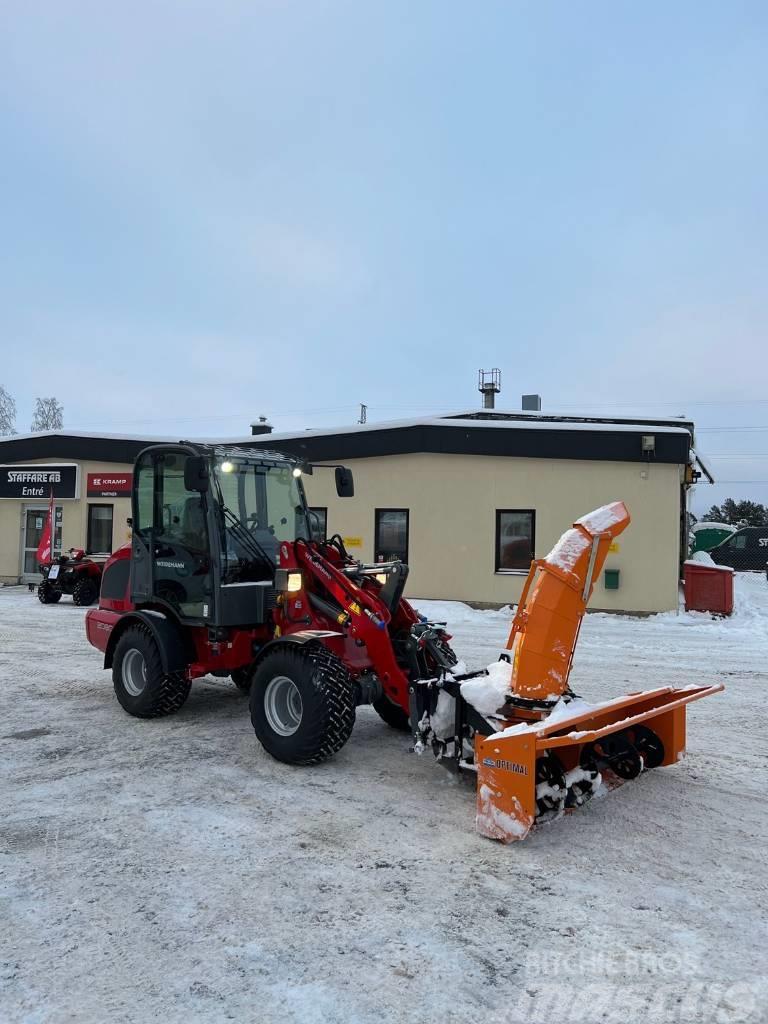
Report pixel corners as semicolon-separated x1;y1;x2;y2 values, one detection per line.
0;465;78;499
86;473;133;498
343;537;363;548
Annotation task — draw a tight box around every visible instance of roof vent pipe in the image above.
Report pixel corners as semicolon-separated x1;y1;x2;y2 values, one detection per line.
478;368;501;409
250;416;273;436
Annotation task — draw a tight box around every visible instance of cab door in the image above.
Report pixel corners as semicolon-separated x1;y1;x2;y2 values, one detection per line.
130;450;155;603
131;449;214;621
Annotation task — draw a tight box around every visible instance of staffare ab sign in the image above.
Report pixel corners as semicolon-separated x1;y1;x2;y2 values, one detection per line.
0;465;79;500
0;464;78;499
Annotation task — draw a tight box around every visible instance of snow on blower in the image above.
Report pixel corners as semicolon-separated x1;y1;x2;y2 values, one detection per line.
411;501;724;841
84;443;722;844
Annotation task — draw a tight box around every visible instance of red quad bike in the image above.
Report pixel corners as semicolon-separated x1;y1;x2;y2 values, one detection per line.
39;548;103;607
85;443;460;765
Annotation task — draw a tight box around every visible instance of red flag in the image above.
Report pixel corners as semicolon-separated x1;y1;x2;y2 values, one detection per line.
36;490;55;566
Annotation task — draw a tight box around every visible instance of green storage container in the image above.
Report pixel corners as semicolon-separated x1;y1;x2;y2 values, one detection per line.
690;523;735;555
604;569;620;590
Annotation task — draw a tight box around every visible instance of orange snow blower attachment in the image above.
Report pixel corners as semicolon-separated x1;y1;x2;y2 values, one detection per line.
504;501;631;704
468;502;724;843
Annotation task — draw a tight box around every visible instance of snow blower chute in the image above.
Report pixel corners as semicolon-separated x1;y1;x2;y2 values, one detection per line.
410;501;723;843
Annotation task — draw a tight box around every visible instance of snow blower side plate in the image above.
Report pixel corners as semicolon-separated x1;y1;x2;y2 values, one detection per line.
474;683;724;843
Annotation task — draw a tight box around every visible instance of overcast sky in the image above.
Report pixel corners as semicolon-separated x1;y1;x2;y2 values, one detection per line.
1;1;766;514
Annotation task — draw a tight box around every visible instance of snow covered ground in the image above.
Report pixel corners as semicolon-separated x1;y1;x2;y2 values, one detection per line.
2;577;767;1023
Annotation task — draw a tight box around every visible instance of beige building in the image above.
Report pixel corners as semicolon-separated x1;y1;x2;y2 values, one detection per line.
258;409;711;615
0;434;139;584
0;410;711;612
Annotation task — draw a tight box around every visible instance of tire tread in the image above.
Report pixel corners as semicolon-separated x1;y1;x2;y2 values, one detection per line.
251;645;355;766
113;623;190;718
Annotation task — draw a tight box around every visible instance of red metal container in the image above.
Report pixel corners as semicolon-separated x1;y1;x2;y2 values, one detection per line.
683;562;734;616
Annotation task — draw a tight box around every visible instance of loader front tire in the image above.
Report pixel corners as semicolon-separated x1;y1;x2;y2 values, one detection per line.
112;624;191;719
372;695;410;732
250;646;355;766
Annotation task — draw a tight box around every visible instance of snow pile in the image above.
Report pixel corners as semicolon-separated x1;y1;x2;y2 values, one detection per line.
446;659;468;677
575;501;627;535
545;527;591;573
460;659;512;716
487;695;603;740
542;695;599;725
544;503;628;573
476;784;532;841
429;660;511;737
684;550;734;573
413;601;514;625
428;690;456;738
691;521;736;535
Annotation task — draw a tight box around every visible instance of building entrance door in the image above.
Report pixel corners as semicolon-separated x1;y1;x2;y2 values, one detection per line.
20;505;62;582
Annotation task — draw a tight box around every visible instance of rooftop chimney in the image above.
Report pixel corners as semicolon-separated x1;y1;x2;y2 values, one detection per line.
478;368;501;409
250;416;273;436
521;394;541;412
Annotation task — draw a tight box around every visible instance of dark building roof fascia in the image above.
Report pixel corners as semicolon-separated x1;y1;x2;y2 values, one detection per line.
0;422;692;468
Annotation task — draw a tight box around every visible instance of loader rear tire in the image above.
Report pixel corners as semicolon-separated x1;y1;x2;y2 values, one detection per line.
112;624;191;719
372;695;410;731
250;646;355;766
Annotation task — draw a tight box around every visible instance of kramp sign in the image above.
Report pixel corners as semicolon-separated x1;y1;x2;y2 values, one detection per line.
87;473;133;498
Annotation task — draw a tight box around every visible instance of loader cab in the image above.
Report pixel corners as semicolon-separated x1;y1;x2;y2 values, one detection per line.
130;443;313;627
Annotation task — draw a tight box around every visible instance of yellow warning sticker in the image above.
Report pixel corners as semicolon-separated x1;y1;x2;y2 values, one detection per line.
608;542;620;553
344;537;362;548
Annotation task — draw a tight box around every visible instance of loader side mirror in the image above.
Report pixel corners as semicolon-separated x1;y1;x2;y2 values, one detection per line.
335;467;354;498
184;456;209;492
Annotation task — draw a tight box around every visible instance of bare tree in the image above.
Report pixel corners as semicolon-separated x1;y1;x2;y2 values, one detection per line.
0;385;17;435
31;397;64;432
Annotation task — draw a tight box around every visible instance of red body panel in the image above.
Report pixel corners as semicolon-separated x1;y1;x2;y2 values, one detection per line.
85;606;122;653
97;544;134;613
86;536;427;713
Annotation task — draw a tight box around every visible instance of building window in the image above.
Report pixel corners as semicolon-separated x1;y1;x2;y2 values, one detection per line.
375;509;409;563
495;509;535;572
309;507;327;541
87;504;114;554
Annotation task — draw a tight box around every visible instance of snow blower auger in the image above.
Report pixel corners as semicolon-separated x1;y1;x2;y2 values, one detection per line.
409;501;724;843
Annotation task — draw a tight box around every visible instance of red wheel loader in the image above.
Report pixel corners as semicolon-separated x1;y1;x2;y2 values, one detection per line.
85;443;722;842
